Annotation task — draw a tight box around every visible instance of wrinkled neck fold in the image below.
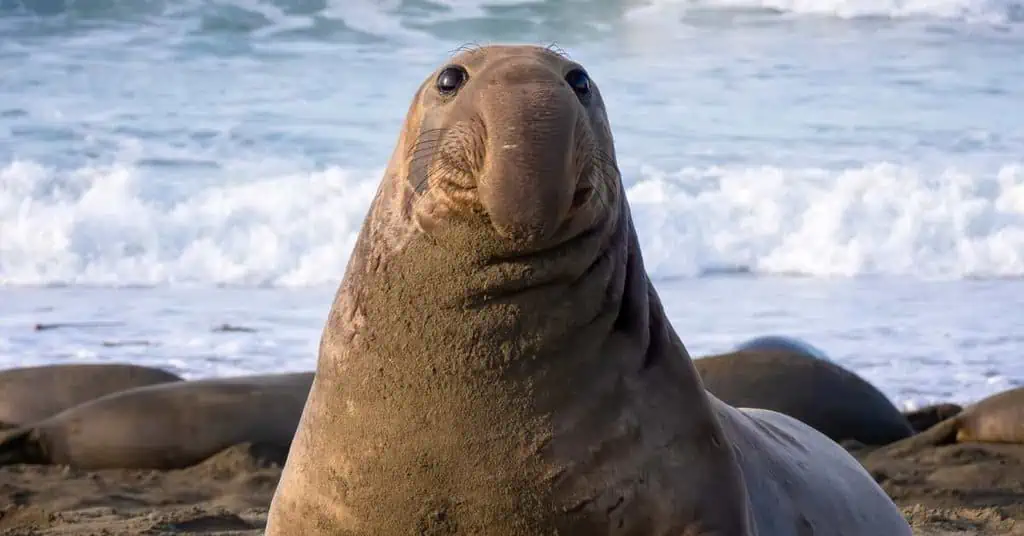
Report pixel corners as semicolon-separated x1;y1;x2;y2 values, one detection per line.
317;187;712;425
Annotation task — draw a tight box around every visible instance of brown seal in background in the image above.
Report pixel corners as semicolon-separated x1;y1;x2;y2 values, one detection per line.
693;348;915;445
0;372;313;470
0;363;182;429
264;44;912;535
874;386;1024;457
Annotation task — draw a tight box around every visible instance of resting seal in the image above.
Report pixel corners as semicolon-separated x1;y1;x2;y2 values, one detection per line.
902;402;963;433
0;372;313;470
264;44;911;535
693;348;914;445
0;363;182;429
877;387;1024;456
733;334;831;361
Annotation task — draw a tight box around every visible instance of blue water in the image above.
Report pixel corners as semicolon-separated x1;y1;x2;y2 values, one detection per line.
1;0;1023;409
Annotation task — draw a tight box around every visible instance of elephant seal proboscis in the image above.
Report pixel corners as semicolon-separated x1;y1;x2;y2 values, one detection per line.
263;44;912;536
0;363;183;429
693;348;915;445
0;372;313;470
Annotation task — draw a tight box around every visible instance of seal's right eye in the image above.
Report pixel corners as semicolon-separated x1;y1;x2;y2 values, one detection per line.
436;65;468;95
564;68;591;100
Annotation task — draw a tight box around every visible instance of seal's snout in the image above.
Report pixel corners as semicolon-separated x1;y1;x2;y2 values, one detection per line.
474;60;584;241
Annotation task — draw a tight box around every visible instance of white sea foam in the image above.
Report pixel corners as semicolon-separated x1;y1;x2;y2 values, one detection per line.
629;162;1024;279
421;0;1022;26
2;158;1022;287
0;159;377;287
7;0;1017;36
626;0;1021;25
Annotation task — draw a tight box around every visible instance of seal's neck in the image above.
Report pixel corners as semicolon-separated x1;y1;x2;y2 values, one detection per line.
302;193;735;532
321;191;708;415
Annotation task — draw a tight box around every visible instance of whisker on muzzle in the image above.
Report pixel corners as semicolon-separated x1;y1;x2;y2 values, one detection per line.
406;128;449;194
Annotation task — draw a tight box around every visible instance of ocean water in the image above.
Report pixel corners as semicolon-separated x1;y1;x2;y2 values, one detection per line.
1;0;1023;410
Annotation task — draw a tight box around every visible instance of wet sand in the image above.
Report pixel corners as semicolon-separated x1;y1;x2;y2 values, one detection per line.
1;441;1022;535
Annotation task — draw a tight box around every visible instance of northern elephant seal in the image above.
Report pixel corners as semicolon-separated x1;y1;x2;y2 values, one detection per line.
0;372;313;470
733;334;831;361
264;44;911;535
876;387;1024;456
903;402;963;433
0;363;182;429
694;349;914;445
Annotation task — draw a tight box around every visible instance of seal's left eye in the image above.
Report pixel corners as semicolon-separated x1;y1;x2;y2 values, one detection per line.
565;68;591;99
436;65;468;95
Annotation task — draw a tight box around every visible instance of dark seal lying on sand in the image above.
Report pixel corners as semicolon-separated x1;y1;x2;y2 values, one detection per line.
0;363;182;429
0;372;313;470
694;347;915;445
262;44;912;535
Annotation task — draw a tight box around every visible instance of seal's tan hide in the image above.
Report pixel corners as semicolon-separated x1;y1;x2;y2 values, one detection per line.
694;349;914;445
0;363;182;429
0;372;313;470
264;44;911;536
876;387;1024;457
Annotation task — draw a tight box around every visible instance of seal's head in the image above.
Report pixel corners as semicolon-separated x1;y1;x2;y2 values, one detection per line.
392;44;619;248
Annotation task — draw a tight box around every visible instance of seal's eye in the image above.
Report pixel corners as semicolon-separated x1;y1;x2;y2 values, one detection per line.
565;68;591;99
436;65;468;95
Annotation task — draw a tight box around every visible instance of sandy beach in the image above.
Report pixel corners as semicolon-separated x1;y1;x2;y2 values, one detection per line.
0;438;1020;535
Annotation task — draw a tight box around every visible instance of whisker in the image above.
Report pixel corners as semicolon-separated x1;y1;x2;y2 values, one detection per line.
408;144;442;159
586;148;622;212
450;42;484;58
405;128;447;159
406;126;451;195
545;43;570;60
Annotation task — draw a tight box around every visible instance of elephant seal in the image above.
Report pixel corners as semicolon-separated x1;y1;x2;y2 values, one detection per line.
0;363;182;429
876;387;1024;456
264;44;911;535
733;334;831;361
693;349;915;445
903;402;963;433
0;372;313;470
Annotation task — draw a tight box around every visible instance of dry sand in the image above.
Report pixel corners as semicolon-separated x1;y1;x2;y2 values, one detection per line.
857;441;1024;535
1;441;1022;535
